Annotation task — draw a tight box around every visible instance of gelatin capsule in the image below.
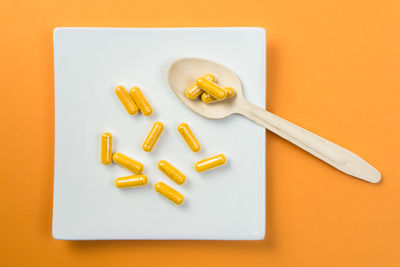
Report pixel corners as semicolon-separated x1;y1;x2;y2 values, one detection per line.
197;77;227;100
115;86;138;115
154;182;184;205
129;86;153;116
185;74;215;100
225;87;235;98
158;160;186;185
142;122;164;152
201;87;236;104
115;174;148;188
112;152;143;174
101;133;112;165
177;122;200;152
194;154;226;172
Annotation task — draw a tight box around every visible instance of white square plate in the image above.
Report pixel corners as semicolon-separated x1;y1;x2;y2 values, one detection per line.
53;27;266;240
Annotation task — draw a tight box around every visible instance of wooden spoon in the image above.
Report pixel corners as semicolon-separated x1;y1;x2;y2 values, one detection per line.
167;58;381;183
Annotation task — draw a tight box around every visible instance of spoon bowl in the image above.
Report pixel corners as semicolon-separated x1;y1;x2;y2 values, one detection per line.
168;58;244;119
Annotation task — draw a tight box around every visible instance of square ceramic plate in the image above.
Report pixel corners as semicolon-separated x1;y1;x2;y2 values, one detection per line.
52;27;266;240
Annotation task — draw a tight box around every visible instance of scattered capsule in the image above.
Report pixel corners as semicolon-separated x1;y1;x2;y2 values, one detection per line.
112;152;143;174
201;87;236;104
158;160;186;185
142;122;164;152
195;154;226;172
115;86;138;115
185;74;215;100
197;77;227;100
129;86;153;116
101;133;113;165
115;174;148;188
177;122;200;152
155;182;184;205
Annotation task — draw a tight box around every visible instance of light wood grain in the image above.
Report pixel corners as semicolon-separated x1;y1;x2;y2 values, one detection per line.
168;58;381;183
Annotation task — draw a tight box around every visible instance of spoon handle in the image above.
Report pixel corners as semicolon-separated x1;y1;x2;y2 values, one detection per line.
239;101;381;183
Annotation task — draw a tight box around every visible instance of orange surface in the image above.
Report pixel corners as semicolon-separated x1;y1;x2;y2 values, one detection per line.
1;0;399;266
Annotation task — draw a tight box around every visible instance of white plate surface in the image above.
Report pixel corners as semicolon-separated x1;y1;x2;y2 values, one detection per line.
53;27;266;240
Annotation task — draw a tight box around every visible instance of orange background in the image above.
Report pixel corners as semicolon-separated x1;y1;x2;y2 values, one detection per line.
1;0;399;266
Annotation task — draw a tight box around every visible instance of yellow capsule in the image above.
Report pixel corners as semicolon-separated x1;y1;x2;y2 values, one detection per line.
101;133;112;165
142;122;164;152
201;93;216;104
201;87;236;104
197;77;227;100
129;86;153;116
154;182;184;205
158;160;186;185
115;174;148;188
115;86;138;115
225;86;235;98
177;122;200;152
185;74;215;100
112;152;143;174
194;154;226;172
